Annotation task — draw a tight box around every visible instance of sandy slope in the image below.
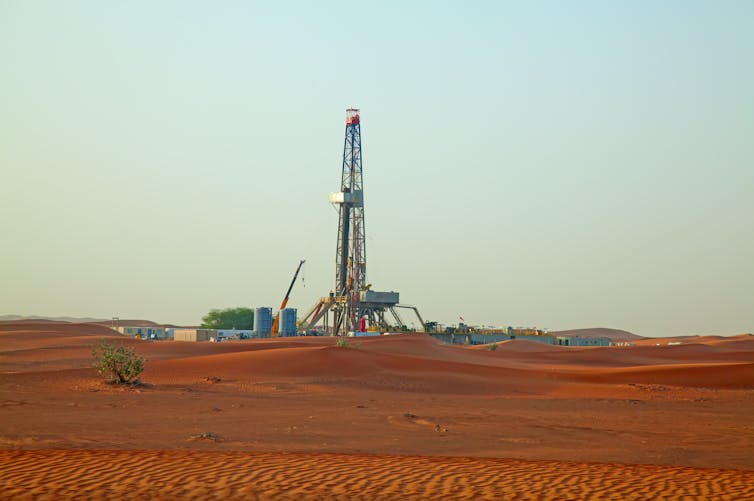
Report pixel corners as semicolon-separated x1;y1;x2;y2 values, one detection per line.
1;324;753;498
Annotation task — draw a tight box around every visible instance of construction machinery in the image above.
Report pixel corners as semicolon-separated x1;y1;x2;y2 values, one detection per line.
299;109;425;335
270;259;305;336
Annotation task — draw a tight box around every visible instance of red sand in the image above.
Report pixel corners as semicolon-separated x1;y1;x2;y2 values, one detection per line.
1;324;753;499
2;450;753;500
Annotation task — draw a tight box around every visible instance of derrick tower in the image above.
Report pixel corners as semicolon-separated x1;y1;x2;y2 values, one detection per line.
299;109;426;335
332;108;366;332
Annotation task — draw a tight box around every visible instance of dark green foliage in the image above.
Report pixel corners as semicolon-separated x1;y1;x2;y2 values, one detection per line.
92;339;144;384
201;307;254;330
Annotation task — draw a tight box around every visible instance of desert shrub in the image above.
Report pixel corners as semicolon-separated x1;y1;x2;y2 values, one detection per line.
489;343;498;351
92;339;144;384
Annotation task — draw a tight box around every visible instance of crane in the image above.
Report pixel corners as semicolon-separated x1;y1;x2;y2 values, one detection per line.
271;259;305;336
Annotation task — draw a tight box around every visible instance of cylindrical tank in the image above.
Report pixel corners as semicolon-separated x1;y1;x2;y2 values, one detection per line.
279;308;297;337
254;307;273;337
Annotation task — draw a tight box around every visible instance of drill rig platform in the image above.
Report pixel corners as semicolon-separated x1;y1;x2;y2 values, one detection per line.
299;109;425;336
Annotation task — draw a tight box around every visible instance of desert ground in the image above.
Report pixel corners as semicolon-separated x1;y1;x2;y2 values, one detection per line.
1;322;753;499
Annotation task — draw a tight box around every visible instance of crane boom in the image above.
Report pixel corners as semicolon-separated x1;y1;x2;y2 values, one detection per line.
271;260;305;336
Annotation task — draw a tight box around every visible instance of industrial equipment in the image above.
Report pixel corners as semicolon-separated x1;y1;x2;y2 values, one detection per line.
270;259;305;336
299;109;425;335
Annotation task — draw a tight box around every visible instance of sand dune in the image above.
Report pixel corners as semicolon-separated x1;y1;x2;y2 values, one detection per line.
89;319;162;327
152;345;386;380
570;362;754;388
2;450;752;500
1;323;753;499
0;321;119;335
633;333;753;346
2;325;752;389
0;318;72;324
144;342;553;396
0;316;105;324
706;335;754;350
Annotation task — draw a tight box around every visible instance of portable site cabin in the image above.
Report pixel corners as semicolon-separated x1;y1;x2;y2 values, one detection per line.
173;329;214;342
117;326;167;339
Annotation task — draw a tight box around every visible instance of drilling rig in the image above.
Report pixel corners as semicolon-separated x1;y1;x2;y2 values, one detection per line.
300;109;425;335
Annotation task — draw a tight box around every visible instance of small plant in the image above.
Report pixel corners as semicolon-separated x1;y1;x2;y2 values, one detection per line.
489;343;498;351
335;338;349;348
92;339;144;384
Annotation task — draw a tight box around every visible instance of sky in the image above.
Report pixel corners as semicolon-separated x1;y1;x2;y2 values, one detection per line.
1;1;752;337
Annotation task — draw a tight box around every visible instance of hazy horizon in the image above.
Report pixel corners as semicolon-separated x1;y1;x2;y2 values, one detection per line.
0;313;687;336
2;2;752;337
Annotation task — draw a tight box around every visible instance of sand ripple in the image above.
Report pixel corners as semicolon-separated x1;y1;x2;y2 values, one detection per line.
1;450;752;500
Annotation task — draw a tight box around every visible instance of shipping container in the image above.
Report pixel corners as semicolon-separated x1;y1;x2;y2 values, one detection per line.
173;329;214;342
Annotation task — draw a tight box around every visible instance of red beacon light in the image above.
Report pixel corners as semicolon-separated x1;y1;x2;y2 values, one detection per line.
346;107;360;125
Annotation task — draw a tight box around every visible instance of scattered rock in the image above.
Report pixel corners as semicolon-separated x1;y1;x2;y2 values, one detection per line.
628;383;671;392
1;400;28;407
190;432;220;441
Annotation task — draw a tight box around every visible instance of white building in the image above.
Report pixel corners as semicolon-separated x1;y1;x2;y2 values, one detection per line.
117;326;167;339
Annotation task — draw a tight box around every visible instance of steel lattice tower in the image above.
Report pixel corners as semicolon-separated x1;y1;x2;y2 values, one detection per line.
333;108;366;332
298;108;426;336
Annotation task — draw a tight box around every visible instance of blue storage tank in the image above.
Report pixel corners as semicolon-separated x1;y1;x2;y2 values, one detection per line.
255;307;273;337
279;308;297;336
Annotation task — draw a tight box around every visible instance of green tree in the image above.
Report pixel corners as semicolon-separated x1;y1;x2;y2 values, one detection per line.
92;339;144;384
201;307;254;330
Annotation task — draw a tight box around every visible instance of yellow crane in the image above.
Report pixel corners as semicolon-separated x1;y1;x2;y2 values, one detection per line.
271;260;305;336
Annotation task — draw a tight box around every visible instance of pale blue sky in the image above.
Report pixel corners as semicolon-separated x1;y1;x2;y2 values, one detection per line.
1;1;752;336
